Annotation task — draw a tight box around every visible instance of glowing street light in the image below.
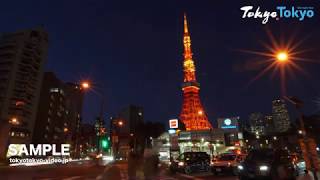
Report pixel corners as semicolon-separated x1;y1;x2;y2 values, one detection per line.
276;51;289;62
81;81;90;89
118;121;124;126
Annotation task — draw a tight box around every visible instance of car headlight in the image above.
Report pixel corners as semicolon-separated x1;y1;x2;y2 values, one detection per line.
238;165;244;170
178;161;184;166
227;162;231;166
259;165;269;171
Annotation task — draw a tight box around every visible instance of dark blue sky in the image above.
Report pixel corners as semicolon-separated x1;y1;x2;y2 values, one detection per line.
1;0;319;126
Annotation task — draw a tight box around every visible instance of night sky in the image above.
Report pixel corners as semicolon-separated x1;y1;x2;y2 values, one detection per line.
1;1;320;126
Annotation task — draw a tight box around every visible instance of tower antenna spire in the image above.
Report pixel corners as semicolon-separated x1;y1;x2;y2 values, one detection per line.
184;13;189;34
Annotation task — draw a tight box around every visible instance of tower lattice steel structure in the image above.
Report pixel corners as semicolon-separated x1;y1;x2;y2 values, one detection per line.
179;14;212;131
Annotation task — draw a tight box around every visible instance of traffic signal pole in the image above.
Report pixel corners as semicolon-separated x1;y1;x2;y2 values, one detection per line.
285;96;318;180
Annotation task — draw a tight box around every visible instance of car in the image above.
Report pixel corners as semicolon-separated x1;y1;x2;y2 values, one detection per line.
237;148;296;180
169;152;210;174
211;153;244;175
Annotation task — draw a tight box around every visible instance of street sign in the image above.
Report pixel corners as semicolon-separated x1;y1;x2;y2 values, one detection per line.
169;119;178;129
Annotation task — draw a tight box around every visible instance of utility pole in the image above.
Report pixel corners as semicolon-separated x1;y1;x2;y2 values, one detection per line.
284;96;318;180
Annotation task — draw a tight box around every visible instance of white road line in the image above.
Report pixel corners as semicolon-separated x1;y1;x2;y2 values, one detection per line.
95;175;103;180
176;173;204;180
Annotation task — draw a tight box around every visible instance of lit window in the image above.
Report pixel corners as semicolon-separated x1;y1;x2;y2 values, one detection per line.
138;112;142;116
11;132;15;136
50;88;59;93
46;126;49;131
48;118;50;122
44;134;48;138
20;133;25;137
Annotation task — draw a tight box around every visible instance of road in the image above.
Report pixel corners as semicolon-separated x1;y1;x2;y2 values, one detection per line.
0;160;105;180
0;160;238;180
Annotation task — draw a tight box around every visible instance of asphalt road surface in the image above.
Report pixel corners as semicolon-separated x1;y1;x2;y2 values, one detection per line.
0;160;239;180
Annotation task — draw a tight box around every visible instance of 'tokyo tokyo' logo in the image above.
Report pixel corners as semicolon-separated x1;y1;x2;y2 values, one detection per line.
240;5;315;24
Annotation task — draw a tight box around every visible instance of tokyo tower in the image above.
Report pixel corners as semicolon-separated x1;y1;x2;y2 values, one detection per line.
179;14;213;131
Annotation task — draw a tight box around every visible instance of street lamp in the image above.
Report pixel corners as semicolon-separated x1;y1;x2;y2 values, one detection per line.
118;120;123;127
276;51;289;62
80;80;106;155
81;81;90;89
284;96;318;180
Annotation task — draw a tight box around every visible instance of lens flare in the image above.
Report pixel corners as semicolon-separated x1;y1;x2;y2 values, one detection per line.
237;29;318;95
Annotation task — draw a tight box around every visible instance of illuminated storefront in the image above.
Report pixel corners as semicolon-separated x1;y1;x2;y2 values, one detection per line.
177;129;225;156
217;117;244;147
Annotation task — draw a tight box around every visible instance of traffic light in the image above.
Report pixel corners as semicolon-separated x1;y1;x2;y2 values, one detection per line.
100;136;110;151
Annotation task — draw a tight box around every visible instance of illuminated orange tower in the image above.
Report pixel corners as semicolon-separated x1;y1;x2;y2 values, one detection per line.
180;14;212;131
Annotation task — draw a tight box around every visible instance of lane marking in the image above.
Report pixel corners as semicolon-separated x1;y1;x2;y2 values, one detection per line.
176;173;204;180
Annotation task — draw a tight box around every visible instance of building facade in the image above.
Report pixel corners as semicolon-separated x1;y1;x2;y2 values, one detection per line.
217;117;243;146
0;28;48;160
110;105;144;157
272;99;290;133
33;72;84;156
249;112;266;136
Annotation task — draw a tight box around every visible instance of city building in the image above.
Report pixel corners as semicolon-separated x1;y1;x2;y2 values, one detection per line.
110;105;144;158
217;117;243;146
272;99;290;132
32;72;84;156
177;129;225;157
78;123;96;157
264;115;275;134
0;28;48;161
249;112;266;136
64;83;84;157
33;72;66;145
179;14;212;131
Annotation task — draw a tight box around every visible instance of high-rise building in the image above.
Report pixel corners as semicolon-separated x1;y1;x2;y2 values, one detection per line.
179;14;212;131
64;82;84;157
272;99;290;132
0;28;48;160
117;105;144;135
249;112;266;136
111;105;144;156
33;72;66;145
264;115;275;134
33;72;84;156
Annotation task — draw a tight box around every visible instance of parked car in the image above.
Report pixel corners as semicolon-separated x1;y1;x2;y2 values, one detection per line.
169;152;210;174
211;153;244;175
237;148;296;180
